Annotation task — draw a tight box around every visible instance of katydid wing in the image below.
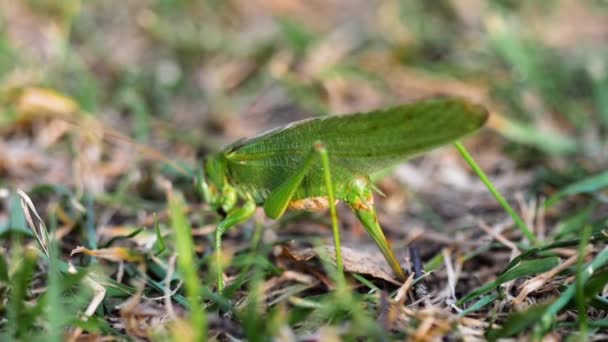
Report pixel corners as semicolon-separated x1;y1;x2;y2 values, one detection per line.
223;97;488;206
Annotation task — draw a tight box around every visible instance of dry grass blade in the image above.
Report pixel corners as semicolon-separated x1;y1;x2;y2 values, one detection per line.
67;277;107;342
17;189;50;257
513;253;580;306
442;248;459;309
477;219;519;253
393;273;415;304
164;254;178;320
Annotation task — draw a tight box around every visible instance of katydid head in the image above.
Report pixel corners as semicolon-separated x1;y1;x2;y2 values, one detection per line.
199;154;237;214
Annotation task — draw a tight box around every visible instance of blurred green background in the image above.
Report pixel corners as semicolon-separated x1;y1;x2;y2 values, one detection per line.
2;0;607;162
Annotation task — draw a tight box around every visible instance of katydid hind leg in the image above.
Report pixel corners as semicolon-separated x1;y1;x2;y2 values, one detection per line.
345;178;407;281
215;199;256;293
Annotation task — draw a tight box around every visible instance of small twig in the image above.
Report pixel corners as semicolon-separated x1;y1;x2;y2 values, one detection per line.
442;249;458;306
410;245;424;280
413;316;436;341
409;245;429;302
477;219;519;253
537;197;547;241
165;254;177;319
515;192;535;236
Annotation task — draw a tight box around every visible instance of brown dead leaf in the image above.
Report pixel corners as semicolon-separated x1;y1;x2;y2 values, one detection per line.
282;244;402;285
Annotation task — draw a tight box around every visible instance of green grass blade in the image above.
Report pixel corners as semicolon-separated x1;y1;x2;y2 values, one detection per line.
554;204;596;239
501;231;608;274
583;268;608;297
533;247;608;338
46;214;63;342
576;225;592;339
7;246;38;338
424;252;445;273
590;318;608;328
169;191;207;340
0;253;8;283
458;294;498;317
454;142;538;245
486;303;550;341
546;170;608;207
498;118;578;155
85;194;97;250
458;257;559;305
153;213;167;255
590;66;608;127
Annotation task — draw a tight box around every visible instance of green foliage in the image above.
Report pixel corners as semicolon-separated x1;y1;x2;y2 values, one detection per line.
169;191;207;340
6;247;38;338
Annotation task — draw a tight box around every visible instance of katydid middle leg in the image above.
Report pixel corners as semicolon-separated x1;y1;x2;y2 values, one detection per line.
345;178;407;281
215;198;256;293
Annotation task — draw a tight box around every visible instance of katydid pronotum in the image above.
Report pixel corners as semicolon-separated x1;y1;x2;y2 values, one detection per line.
198;97;488;292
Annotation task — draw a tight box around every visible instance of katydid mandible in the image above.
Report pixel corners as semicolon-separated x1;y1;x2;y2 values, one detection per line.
198;97;488;291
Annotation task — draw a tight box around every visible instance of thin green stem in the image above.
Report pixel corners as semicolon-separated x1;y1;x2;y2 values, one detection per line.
170;191;207;339
215;229;224;293
318;144;344;284
454;142;539;245
576;225;591;340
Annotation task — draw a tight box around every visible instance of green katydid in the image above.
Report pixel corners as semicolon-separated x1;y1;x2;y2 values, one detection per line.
198;97;488;292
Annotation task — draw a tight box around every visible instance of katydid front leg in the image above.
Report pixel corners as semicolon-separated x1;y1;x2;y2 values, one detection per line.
264;142;344;283
345;178;407;281
215;198;256;293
